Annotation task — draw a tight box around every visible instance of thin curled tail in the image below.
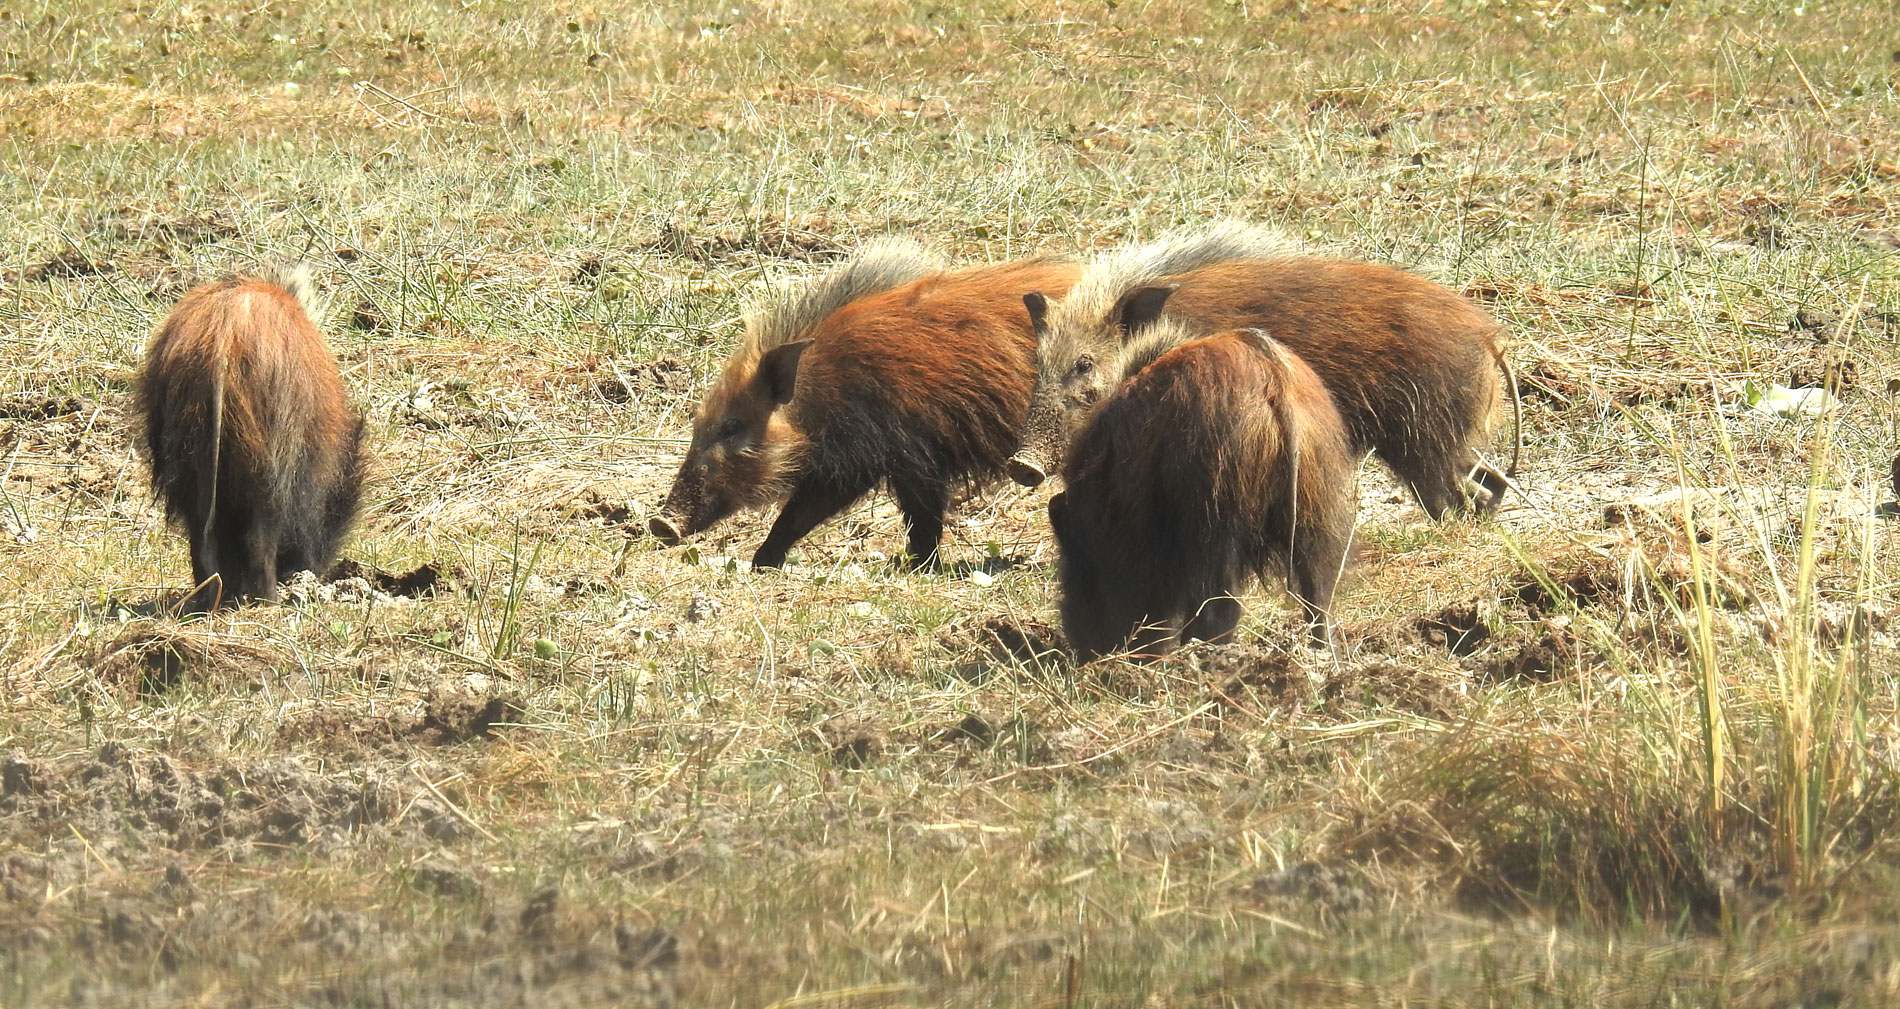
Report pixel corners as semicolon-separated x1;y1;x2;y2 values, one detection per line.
1468;339;1523;517
202;353;225;547
1498;350;1522;479
1238;329;1301;592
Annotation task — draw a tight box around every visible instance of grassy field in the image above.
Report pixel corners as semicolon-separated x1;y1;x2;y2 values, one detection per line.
3;0;1899;1005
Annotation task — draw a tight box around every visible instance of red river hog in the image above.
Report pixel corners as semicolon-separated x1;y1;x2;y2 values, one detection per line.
1012;220;1520;519
138;265;367;611
651;240;1081;568
1049;326;1356;658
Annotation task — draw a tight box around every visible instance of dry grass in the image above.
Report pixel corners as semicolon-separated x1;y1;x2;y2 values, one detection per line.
3;0;1900;1005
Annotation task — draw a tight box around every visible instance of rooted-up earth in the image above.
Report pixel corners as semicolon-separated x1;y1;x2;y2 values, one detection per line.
3;2;1900;1006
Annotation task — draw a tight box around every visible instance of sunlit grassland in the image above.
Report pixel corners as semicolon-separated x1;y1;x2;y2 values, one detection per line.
2;1;1899;1006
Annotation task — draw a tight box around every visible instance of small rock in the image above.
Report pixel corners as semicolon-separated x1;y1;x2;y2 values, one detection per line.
685;593;722;622
410;860;482;899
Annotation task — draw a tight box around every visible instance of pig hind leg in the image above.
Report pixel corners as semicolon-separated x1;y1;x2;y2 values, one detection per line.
752;474;876;569
890;478;949;569
244;515;282;602
1289;526;1348;646
1125;618;1184;661
224;508;282;602
192;506;277;605
182;524;226;613
1181;595;1243;644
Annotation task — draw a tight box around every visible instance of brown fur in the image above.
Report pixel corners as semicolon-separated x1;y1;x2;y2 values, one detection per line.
652;255;1081;568
1049;330;1355;659
138;267;366;610
1014;241;1519;519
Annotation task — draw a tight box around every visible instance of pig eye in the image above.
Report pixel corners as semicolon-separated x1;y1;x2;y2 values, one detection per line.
717;417;743;440
1072;356;1095;377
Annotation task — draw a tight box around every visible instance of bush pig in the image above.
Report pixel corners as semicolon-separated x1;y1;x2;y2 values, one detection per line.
1049;326;1355;659
1012;220;1520;518
138;265;367;611
650;240;1081;568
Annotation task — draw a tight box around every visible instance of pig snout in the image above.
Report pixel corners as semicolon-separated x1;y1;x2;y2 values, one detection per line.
648;513;685;544
1005;453;1048;488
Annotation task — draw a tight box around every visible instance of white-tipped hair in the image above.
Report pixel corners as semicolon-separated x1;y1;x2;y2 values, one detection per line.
1041;219;1298;349
742;236;949;356
257;261;327;325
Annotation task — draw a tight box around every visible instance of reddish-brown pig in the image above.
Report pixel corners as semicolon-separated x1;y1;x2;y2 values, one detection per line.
1049;327;1356;659
138;265;367;610
650;241;1081;568
1012;221;1519;518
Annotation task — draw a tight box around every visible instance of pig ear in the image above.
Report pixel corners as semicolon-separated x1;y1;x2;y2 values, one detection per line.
756;340;811;405
1110;284;1178;336
1023;292;1049;335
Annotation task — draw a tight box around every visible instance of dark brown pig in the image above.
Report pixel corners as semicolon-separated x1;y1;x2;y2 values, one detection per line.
1012;221;1520;518
138;265;367;611
650;241;1081;568
1049;328;1356;659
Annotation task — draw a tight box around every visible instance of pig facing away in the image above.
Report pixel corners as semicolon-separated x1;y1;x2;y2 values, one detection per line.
650;241;1081;568
1012;220;1520;519
138;265;367;611
1049;327;1356;659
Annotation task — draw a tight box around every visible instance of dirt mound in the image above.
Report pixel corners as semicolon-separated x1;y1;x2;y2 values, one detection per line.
277;689;524;756
565;478;649;527
274;705;415;756
0;743;469;861
1512;564;1623;616
805;715;887;769
940;615;1067;666
1196;642;1314;713
1787;305;1900;343
348;298;389;332
645;218;840;264
420;688;523;742
321;559;449;599
0;395;92;421
935;712;997;747
1480;621;1586;684
595;358;693;403
95;207;242;249
21;249;114;281
1417;605;1492;656
87;628;279;696
1322;660;1466;719
1247;861;1379;927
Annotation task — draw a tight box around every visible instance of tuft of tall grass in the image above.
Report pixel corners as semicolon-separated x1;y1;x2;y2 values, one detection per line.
1343;395;1899;925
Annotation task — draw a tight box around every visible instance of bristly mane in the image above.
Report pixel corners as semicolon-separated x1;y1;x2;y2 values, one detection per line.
740;237;948;360
1039;220;1298;365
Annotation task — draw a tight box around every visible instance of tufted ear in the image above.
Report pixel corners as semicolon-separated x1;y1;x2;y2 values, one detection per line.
1022;292;1050;335
755;340;811;405
1110;284;1178;336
